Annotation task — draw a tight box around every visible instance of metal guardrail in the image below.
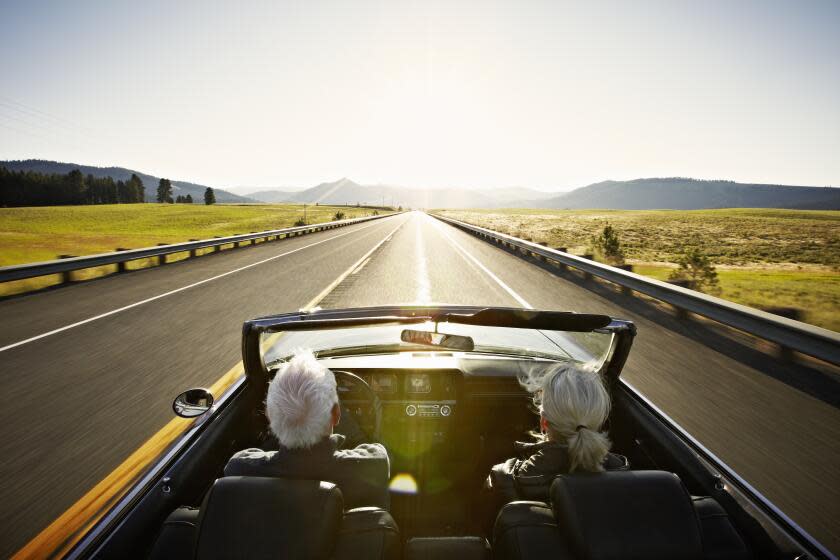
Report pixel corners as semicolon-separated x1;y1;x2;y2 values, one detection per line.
0;213;394;284
432;213;840;367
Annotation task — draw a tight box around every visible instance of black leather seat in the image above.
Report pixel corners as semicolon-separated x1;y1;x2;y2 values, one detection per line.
149;477;399;559
692;496;752;560
404;536;492;560
493;471;751;560
333;506;401;560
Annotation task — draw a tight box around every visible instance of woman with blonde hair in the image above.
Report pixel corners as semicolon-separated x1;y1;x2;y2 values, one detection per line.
485;363;629;507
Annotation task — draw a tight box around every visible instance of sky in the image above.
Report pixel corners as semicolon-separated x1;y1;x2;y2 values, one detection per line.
1;0;838;192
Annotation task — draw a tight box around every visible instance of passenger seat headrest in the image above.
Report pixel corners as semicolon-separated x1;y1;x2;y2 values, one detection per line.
195;476;344;560
550;470;704;560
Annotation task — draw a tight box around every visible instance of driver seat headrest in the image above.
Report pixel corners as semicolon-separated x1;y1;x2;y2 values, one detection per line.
550;470;704;560
195;476;344;560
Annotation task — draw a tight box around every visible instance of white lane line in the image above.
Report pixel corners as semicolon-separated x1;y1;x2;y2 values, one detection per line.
0;218;399;354
303;220;405;309
351;258;371;275
428;215;533;308
415;222;432;304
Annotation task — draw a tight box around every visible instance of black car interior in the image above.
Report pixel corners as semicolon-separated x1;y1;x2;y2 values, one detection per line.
142;359;760;560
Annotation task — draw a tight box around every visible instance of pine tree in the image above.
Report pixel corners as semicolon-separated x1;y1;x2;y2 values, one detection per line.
185;194;193;203
157;178;173;203
669;247;721;294
590;223;625;266
204;187;216;205
128;173;145;203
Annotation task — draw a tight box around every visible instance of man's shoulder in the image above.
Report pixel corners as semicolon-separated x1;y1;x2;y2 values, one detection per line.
224;448;277;476
334;442;388;461
230;448;276;461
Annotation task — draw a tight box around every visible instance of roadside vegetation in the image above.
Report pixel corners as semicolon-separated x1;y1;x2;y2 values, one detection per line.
0;203;386;296
435;208;840;331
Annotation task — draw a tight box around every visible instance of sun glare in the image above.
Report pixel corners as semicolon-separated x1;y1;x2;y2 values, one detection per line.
389;473;419;495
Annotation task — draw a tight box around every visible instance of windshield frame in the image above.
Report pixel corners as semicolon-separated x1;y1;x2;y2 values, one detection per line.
243;305;635;388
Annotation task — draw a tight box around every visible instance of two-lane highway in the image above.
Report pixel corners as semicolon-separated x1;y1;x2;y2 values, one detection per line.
0;211;837;557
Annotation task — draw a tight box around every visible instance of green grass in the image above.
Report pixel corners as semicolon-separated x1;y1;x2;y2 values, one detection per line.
436;208;840;266
436;208;840;332
633;264;840;332
0;203;384;295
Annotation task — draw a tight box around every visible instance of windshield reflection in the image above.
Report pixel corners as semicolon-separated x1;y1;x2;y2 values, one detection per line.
261;321;613;368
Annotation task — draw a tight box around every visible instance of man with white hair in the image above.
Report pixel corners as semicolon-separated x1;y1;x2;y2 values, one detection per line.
224;350;390;509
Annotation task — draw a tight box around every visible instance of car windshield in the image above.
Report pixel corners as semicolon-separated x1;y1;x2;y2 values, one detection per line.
261;320;614;367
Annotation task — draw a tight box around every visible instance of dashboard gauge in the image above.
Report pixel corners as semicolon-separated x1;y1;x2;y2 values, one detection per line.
371;373;397;393
406;372;431;393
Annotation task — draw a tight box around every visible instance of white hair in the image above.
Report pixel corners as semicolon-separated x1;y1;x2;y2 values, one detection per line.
536;363;612;473
265;350;338;449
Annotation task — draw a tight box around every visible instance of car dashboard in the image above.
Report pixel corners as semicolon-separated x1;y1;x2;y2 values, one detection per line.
317;352;561;474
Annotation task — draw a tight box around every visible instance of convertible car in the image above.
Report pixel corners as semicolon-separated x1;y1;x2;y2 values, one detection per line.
68;306;828;559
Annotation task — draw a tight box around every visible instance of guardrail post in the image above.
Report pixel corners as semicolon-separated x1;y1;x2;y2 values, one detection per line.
617;264;634;294
156;243;168;264
776;344;795;363
553;248;568;270
189;240;198;257
58;255;76;283
213;236;222;252
665;280;693;319
579;255;594;279
115;248;129;272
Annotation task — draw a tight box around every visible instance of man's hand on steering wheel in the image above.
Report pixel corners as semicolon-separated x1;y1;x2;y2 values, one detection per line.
333;370;382;446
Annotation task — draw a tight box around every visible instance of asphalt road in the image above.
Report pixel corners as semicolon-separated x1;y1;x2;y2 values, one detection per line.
0;211;837;557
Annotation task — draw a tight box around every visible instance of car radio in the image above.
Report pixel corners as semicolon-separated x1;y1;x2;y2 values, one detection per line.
404;402;453;418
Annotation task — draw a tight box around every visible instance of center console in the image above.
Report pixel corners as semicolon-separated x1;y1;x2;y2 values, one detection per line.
338;369;460;456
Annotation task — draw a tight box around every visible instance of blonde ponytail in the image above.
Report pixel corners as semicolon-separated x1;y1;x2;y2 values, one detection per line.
539;363;612;472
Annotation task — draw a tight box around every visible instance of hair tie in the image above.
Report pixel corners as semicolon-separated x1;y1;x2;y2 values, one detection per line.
575;425;587;432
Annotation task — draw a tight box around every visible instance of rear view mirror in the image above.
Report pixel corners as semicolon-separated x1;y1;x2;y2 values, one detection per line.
401;329;474;351
173;388;214;418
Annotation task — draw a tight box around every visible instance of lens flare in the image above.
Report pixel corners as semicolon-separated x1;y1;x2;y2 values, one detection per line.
389;473;419;494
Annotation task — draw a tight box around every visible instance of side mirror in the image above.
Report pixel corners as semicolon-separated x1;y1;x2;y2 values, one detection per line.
173;388;214;418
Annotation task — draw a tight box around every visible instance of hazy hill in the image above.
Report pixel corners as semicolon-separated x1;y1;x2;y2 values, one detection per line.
486;186;558;203
0;160;254;203
243;189;298;203
249;178;525;208
283;178;377;205
524;178;840;210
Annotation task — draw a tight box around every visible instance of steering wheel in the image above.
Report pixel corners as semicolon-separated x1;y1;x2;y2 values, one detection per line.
333;370;382;444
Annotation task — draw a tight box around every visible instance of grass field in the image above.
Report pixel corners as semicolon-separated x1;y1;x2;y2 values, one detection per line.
0;203;384;296
436;208;840;332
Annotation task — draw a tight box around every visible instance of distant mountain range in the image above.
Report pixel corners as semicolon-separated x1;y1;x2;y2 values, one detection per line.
525;178;840;210
0;160;254;203
3;160;837;210
243;177;838;210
